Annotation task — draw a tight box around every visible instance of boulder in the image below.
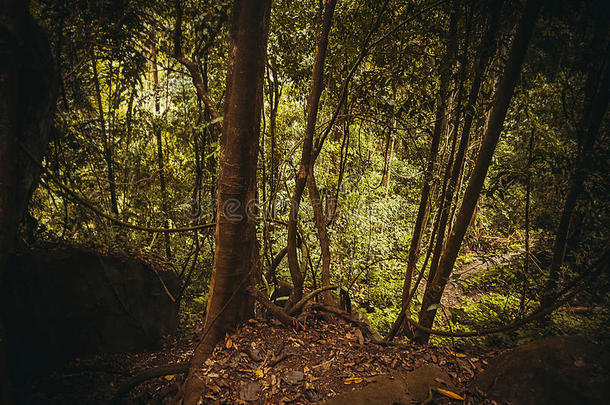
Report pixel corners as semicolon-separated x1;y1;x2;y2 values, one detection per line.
472;336;610;405
321;365;457;405
0;247;179;377
321;375;409;405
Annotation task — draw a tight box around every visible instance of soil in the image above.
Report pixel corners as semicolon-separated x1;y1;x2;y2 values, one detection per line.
24;309;503;404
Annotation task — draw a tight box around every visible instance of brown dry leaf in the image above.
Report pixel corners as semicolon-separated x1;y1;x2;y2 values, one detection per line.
226;333;233;349
354;329;365;345
434;387;465;400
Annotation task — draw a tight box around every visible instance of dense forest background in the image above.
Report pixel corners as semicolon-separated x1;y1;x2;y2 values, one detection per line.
19;0;610;346
1;0;609;402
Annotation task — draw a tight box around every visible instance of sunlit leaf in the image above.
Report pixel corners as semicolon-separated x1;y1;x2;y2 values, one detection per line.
434;387;465;400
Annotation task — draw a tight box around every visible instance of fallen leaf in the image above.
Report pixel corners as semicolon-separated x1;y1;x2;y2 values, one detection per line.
354;329;365;345
226;333;233;349
434;387;465;400
447;350;467;358
284;370;304;385
164;374;175;381
239;381;261;402
304;388;322;402
343;377;363;385
256;368;264;379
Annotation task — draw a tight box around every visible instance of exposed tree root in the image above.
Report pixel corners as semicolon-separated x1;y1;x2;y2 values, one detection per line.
286;285;338;315
110;363;188;404
308;304;383;342
247;286;297;327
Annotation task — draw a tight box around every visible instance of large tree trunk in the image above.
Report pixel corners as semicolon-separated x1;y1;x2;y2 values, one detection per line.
286;0;337;310
415;0;543;344
0;1;58;402
178;1;271;404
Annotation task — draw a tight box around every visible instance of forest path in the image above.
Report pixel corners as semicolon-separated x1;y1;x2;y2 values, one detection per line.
440;244;527;309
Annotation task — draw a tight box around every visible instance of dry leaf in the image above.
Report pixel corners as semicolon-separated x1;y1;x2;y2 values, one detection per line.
354;329;365;345
343;377;363;385
226;333;233;349
434;387;465;400
255;368;264;379
447;350;467;358
164;374;175;381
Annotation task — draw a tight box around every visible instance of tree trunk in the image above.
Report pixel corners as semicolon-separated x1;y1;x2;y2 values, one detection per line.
286;0;337;310
415;0;543;344
90;47;119;215
400;2;458;310
307;168;332;303
179;1;271;404
152;45;172;259
542;42;609;307
0;2;58;401
423;0;501;306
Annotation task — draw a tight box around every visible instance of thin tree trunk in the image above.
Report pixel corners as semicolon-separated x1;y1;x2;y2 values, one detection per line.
90;48;119;215
400;3;458;309
307;168;332;303
423;0;501;303
286;0;337;310
152;45;172;259
179;1;271;404
264;57;280;284
542;43;609;307
521;127;534;315
415;0;543;344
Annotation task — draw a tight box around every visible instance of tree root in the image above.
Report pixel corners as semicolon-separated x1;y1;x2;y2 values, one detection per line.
247;286;297;327
308;304;383;342
110;363;189;404
286;285;337;315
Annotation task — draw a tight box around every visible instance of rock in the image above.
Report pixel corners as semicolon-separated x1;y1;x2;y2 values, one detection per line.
321;375;409;405
404;364;455;403
0;247;179;378
472;336;610;405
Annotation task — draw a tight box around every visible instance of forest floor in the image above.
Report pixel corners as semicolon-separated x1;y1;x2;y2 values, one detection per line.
28;310;505;404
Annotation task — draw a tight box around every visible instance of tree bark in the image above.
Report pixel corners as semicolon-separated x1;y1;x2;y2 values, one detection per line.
90;47;119;215
422;0;502;306
178;1;271;404
286;0;337;310
542;42;609;307
415;0;543;344
400;2;458;311
0;2;58;402
307;168;332;303
152;44;172;259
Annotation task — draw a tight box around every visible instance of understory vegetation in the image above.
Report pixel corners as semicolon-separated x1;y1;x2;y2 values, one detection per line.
20;0;610;348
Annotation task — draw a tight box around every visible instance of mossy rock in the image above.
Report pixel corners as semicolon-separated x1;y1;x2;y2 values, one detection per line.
472;336;610;405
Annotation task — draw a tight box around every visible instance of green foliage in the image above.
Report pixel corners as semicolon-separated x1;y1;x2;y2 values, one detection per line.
25;0;609;348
